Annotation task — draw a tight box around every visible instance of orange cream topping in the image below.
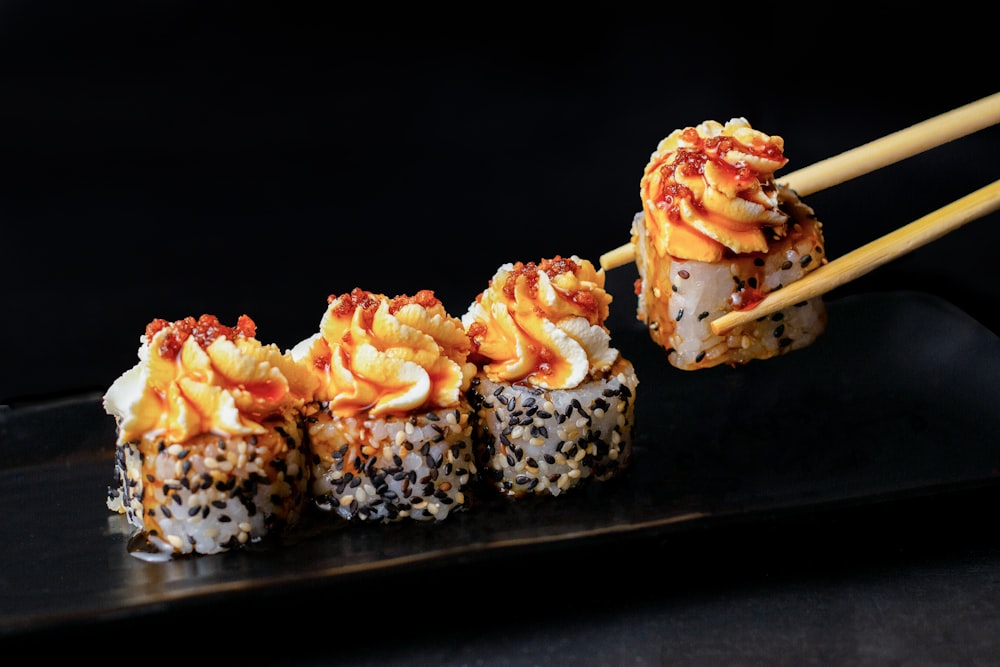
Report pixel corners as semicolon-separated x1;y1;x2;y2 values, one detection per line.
462;255;619;390
640;118;790;262
291;288;475;417
103;314;319;445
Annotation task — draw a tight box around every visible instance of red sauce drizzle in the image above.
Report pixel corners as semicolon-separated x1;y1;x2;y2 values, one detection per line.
500;256;601;319
656;134;781;227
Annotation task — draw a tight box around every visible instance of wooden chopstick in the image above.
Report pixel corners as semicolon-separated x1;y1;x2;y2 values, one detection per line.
709;178;1000;334
780;91;1000;197
599;91;1000;271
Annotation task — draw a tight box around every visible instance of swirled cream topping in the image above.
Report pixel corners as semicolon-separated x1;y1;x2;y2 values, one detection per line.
640;117;790;262
290;288;476;417
103;314;319;445
462;255;619;390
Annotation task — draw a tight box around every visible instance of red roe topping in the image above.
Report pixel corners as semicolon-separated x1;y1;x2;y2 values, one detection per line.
501;255;602;321
328;288;443;330
146;314;256;359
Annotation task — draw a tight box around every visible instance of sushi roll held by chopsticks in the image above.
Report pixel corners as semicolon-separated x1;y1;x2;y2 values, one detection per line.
462;255;639;498
291;288;479;523
621;118;829;370
103;314;319;559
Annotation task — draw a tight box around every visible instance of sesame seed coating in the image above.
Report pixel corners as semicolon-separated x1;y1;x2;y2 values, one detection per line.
105;410;309;557
304;400;477;523
468;357;638;498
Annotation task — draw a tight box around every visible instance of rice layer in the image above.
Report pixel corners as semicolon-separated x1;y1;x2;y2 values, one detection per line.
634;185;828;370
468;357;638;498
106;410;309;557
304;401;477;522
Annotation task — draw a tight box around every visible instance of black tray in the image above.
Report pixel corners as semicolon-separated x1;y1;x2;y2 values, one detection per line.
2;291;998;640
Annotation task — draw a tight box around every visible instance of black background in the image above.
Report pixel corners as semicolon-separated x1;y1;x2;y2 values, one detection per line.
3;5;1000;665
2;4;998;403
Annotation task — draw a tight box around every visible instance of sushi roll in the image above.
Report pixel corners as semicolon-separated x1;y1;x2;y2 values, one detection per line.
633;117;828;370
463;255;639;498
103;314;319;559
291;288;478;523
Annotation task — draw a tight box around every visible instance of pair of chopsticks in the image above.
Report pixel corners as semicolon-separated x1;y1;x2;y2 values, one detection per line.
599;92;1000;335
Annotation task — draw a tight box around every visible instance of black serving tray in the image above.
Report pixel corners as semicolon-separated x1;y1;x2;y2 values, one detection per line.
2;291;999;640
